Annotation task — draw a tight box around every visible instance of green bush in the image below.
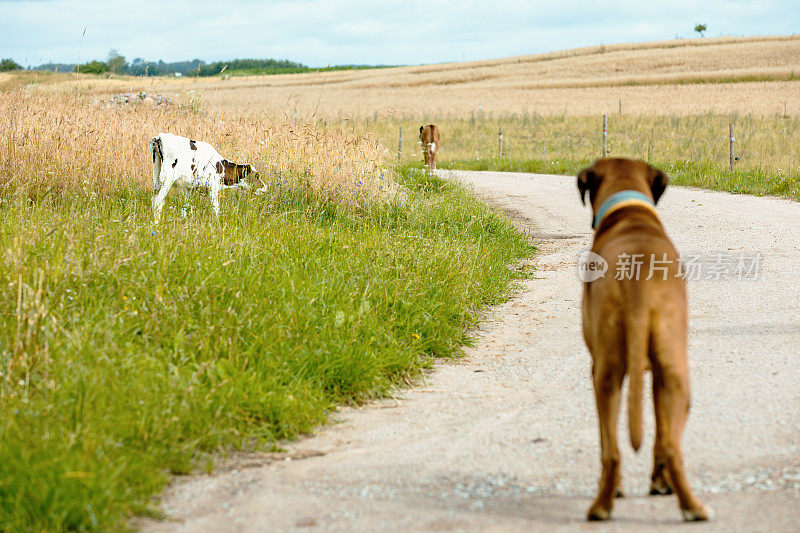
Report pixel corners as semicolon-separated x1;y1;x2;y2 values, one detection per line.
75;60;109;74
0;58;22;72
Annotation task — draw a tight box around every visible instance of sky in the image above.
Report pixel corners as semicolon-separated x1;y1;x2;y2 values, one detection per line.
2;0;798;67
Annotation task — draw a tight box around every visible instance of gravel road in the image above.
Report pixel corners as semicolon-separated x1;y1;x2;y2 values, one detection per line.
143;171;800;532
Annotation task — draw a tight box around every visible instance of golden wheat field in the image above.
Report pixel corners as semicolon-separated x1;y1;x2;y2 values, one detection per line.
0;89;395;200
10;35;799;119
3;34;799;198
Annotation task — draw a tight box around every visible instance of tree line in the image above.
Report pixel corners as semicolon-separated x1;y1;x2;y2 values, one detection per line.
7;50;382;76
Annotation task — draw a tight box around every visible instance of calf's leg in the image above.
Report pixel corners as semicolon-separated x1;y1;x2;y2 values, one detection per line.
182;189;192;218
152;177;173;223
209;184;221;217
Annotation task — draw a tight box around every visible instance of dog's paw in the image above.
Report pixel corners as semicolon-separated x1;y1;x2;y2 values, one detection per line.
649;470;674;496
615;488;625;498
649;482;673;496
587;504;612;521
681;504;712;522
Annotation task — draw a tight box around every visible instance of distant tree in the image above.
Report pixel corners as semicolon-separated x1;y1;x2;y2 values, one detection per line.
694;23;707;37
196;58;307;76
107;49;127;74
129;57;146;74
0;58;22;71
30;62;77;72
75;60;109;74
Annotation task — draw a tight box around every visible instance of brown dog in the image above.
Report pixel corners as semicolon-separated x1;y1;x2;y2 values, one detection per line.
577;158;709;522
419;124;440;169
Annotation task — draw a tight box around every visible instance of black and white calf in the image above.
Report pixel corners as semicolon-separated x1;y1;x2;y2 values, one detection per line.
150;132;263;221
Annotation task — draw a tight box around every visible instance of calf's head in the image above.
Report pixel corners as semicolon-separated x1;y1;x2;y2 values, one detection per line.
216;160;263;189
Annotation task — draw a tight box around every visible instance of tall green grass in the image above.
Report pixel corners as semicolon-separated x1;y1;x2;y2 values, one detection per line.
0;171;532;530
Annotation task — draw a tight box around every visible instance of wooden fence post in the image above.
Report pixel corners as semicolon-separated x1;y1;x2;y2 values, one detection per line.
729;123;735;171
498;125;503;157
398;126;403;160
602;114;608;158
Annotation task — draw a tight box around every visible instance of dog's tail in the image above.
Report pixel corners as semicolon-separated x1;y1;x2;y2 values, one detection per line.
625;314;647;452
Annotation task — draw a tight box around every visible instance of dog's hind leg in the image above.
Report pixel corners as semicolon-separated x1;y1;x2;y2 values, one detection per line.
652;342;710;521
650;375;675;496
587;360;625;521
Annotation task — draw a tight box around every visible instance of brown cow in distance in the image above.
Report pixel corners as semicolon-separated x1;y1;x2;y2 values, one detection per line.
419;124;440;170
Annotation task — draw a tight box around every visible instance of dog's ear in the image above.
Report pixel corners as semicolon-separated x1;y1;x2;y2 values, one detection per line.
648;166;668;204
577;167;598;206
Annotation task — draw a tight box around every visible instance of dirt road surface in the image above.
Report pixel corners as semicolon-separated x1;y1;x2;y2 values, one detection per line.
143;171;800;532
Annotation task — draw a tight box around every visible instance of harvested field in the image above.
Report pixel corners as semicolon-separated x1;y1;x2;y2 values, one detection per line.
18;35;800;119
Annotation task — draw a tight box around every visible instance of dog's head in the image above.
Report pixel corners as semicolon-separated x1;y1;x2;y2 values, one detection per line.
577;158;667;226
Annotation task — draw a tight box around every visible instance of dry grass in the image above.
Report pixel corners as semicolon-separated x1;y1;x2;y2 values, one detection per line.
7;35;795;204
4;35;797;202
0;88;395;202
368;113;800;176
22;35;800;119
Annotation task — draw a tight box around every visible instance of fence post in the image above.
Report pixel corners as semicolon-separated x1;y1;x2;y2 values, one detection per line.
498;125;503;157
398;126;403;160
602;114;608;158
729;123;735;171
618;99;622;114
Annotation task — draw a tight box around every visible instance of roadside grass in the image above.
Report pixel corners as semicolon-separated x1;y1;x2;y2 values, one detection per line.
378;114;800;175
367;113;800;201
435;158;800;200
0;167;532;530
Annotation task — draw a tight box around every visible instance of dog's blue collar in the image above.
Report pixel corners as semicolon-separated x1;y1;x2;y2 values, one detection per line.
593;190;656;229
